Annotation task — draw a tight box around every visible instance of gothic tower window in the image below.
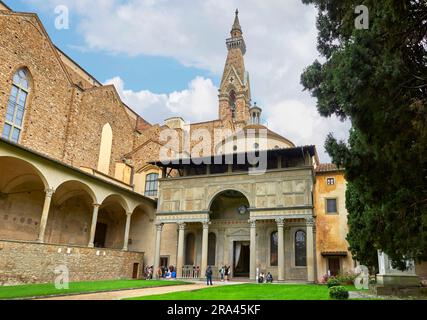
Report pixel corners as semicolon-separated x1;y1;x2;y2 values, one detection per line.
2;68;31;143
229;90;236;119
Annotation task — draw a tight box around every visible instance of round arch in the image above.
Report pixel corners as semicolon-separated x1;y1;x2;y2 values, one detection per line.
208;188;252;211
208;189;251;221
0;156;48;242
100;194;130;213
0;156;48;190
53;180;97;205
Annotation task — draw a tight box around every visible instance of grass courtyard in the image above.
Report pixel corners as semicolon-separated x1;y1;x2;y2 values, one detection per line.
127;283;362;300
0;279;190;300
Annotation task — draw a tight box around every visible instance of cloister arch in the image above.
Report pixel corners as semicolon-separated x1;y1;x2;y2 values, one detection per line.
93;194;129;249
0;156;47;241
128;204;155;262
45;180;96;246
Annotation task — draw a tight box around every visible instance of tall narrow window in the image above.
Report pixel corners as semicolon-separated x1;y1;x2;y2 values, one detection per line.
144;173;159;197
295;230;307;266
2;69;30;143
208;232;216;266
185;233;195;265
270;231;278;266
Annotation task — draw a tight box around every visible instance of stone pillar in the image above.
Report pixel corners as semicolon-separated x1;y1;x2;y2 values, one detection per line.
249;219;257;280
276;217;285;281
88;204;100;248
201;221;210;278
123;212;132;251
153;223;164;278
37;188;55;243
306;216;315;282
177;222;186;278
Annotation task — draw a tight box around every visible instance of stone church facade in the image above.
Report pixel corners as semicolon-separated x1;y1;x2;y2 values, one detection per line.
0;2;359;285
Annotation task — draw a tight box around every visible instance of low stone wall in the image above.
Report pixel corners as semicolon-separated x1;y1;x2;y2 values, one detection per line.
0;240;144;286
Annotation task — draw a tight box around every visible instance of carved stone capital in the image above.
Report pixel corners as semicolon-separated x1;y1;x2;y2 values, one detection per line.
305;216;315;227
155;223;164;231
248;219;257;228
202;221;211;229
177;222;186;230
275;217;285;228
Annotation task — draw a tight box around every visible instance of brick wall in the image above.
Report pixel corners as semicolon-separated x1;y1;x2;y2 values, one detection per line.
0;240;144;285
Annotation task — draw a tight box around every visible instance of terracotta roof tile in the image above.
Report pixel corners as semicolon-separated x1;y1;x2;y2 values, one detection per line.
316;163;344;173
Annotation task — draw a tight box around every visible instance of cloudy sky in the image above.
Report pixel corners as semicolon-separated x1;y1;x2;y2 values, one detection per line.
6;0;350;162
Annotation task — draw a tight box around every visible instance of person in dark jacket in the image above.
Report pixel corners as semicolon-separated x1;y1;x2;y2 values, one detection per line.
205;266;213;285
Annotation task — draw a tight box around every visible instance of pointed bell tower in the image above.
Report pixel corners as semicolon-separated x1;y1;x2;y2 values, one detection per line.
218;9;251;124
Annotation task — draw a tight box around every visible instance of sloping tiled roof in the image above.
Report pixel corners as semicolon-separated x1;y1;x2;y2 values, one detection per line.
316;163;344;173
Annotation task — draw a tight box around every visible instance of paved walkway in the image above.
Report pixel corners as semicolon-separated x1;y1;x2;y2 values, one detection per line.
35;281;245;300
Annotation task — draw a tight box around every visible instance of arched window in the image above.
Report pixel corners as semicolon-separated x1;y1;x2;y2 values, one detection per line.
295;230;307;266
2;68;30;143
97;123;112;174
185;233;195;265
144;173;159;197
229;90;236;119
208;232;216;266
270;231;278;266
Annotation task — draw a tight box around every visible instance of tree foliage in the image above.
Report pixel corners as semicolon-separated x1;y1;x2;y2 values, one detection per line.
301;0;427;270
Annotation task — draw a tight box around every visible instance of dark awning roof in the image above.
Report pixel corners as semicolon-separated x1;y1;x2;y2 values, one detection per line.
321;251;348;257
149;145;316;169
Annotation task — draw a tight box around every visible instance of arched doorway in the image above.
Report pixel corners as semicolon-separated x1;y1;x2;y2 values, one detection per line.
0;156;47;241
209;190;251;277
45;180;96;246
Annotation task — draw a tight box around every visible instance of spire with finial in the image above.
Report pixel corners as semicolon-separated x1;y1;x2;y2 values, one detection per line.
231;9;242;36
226;9;246;55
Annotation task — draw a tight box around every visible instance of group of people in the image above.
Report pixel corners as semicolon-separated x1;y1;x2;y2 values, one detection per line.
258;272;273;283
144;265;177;280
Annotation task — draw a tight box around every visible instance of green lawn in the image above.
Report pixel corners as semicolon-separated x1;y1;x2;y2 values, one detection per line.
0;279;189;300
128;283;362;300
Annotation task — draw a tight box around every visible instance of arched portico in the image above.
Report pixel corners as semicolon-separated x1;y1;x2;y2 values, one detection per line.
0;156;47;241
45;180;96;246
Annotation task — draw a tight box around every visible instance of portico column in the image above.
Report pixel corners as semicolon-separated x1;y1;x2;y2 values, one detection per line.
37;188;55;243
153;223;164;278
123;212;132;251
201;221;210;277
177;222;186;278
276;217;285;281
88;204;100;248
249;219;257;280
306;216;315;282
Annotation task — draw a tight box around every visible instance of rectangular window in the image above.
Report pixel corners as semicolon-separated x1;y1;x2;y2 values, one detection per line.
144;173;159;197
326;198;338;214
326;177;335;185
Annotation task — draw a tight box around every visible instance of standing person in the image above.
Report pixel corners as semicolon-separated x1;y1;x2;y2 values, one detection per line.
225;266;230;282
206;265;213;286
219;266;225;282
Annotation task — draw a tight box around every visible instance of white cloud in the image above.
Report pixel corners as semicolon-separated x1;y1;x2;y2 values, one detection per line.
266;100;351;162
30;0;350;161
105;76;218;123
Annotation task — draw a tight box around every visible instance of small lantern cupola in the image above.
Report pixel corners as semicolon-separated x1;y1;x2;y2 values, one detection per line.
249;102;262;125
